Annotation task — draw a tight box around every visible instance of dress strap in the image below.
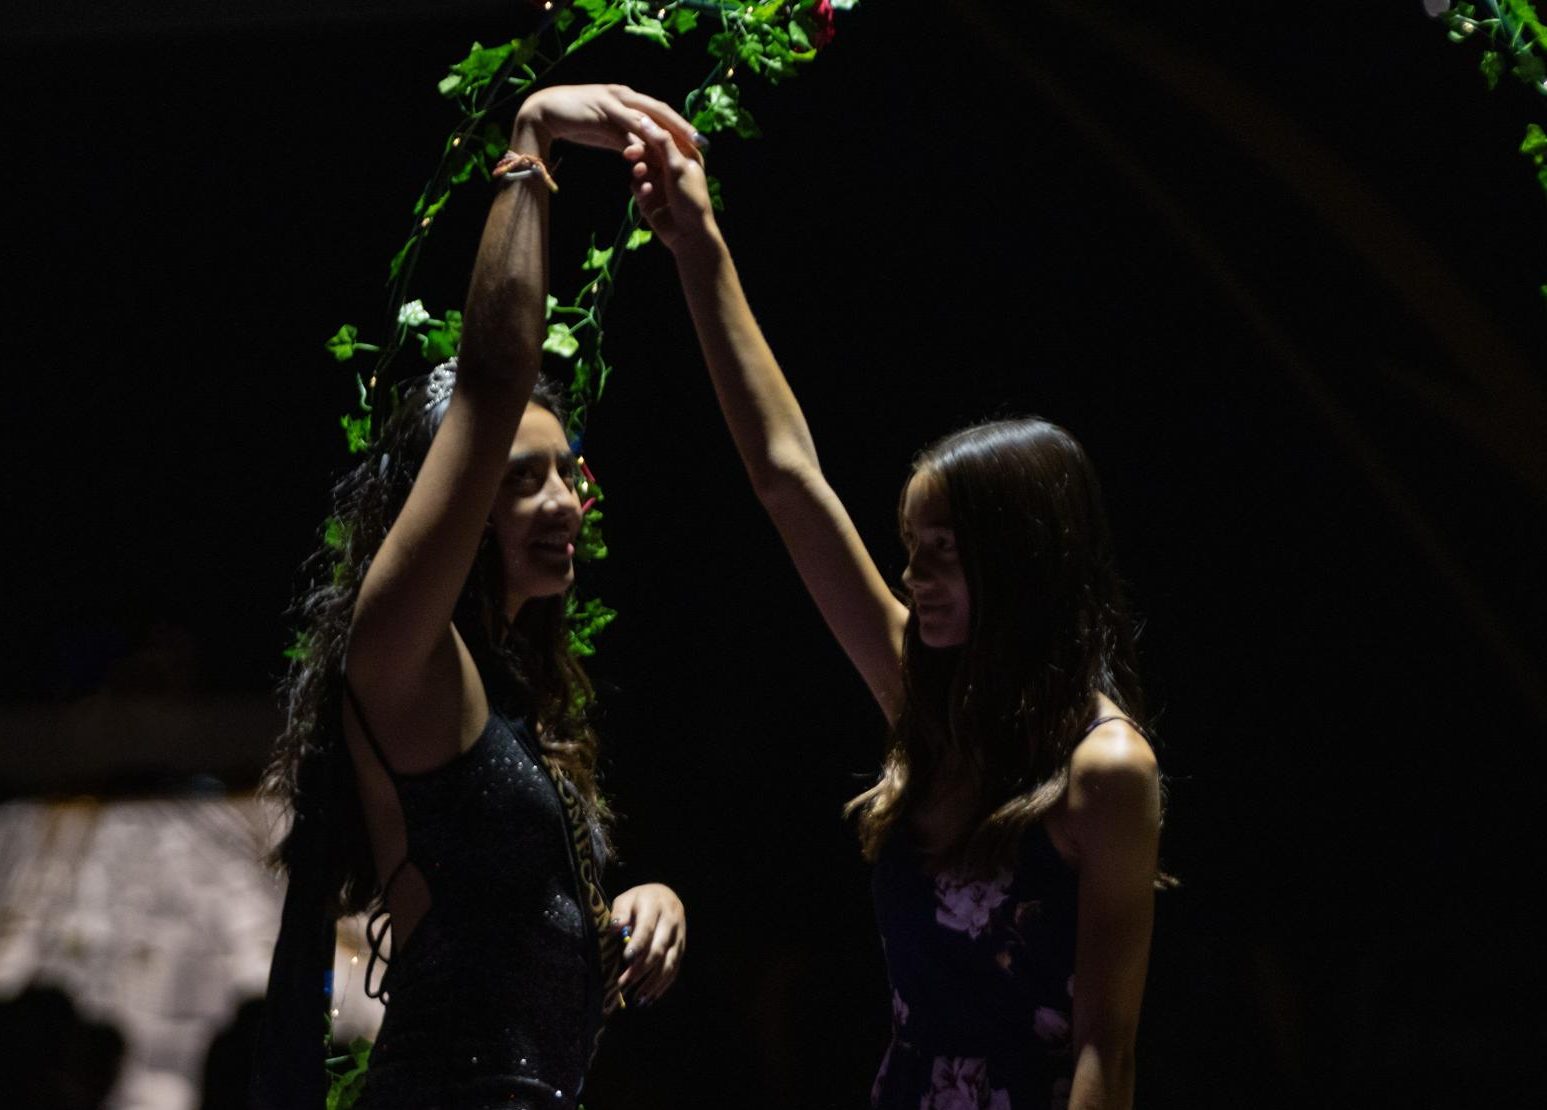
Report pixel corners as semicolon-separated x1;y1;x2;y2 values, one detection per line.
1084;713;1141;736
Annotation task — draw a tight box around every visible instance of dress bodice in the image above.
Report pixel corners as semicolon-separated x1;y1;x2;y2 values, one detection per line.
870;822;1079;1109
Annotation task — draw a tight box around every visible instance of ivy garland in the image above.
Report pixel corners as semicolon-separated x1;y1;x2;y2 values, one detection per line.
309;2;852;1103
1436;2;1547;299
297;0;850;669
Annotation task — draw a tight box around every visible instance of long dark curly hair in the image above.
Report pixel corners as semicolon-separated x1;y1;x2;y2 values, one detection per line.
846;416;1147;875
262;368;608;916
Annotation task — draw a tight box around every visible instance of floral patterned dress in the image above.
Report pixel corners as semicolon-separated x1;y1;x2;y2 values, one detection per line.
870;821;1078;1110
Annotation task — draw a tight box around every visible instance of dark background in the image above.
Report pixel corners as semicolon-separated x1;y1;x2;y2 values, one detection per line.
4;1;1546;1105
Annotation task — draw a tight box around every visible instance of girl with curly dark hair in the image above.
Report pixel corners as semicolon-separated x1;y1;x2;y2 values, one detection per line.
626;117;1162;1109
252;85;699;1110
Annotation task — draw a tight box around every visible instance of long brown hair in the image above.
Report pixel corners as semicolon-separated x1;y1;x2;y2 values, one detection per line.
262;370;608;916
846;417;1145;874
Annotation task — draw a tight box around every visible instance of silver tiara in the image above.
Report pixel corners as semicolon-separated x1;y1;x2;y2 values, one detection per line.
426;359;457;410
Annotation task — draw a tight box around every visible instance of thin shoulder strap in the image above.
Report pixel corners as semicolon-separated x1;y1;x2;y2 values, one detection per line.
342;677;400;779
1084;713;1142;737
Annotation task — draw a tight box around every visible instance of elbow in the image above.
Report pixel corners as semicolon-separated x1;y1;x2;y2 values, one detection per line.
1068;1035;1138;1110
749;457;821;513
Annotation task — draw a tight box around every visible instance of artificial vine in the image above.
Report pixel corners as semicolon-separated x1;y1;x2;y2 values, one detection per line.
1437;2;1547;298
314;0;848;666
310;3;851;1102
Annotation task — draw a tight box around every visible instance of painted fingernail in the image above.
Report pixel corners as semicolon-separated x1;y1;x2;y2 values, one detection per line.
691;131;709;150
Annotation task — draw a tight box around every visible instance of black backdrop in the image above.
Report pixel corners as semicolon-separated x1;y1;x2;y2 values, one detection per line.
4;1;1545;1105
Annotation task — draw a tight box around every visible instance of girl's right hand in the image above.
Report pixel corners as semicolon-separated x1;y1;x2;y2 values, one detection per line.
625;113;718;254
515;83;699;157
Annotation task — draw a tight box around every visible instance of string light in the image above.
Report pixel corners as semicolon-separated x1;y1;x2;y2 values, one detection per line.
451;136;461;148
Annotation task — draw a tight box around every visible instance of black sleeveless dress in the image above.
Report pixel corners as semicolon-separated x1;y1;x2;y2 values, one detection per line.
870;821;1078;1110
347;695;621;1110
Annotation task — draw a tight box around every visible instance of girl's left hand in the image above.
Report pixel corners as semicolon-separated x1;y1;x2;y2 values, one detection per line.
611;883;686;1005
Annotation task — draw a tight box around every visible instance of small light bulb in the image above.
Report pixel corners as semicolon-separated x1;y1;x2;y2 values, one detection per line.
657;8;667;17
544;1;553;9
421;217;432;228
727;66;736;78
350;955;359;965
331;1008;341;1017
452;136;461;147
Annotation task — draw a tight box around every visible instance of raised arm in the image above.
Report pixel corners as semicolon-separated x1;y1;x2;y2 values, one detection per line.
628;119;909;720
347;87;699;765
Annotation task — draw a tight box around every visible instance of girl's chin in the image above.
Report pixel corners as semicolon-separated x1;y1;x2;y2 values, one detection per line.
916;624;967;649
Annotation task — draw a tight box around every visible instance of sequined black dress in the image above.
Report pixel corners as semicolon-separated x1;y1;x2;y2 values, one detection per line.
353;694;618;1109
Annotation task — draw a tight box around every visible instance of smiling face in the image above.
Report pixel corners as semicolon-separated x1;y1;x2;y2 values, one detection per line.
490;403;583;620
900;468;971;649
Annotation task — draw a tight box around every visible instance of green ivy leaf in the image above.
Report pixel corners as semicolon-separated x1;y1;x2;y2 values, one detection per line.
690;83;761;139
705;172;725;212
544;322;581;358
706;31;738;61
421;190;450;225
669;8;699;34
1481;50;1507;89
565;594;617;657
438;39;530;100
281;630;312;664
575;0;610;17
325;324;360;362
341;413;373;454
583;243;615;271
388;236;417;282
1520;122;1547;161
623;18;672;48
1513;52;1547;84
323;516;350;552
625;227;653;251
546;294;559;319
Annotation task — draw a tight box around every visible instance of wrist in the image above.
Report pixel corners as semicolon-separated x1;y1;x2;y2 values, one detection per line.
510;107;552;159
671;222;728;271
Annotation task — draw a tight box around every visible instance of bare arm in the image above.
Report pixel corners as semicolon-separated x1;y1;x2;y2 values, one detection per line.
347;87;700;768
1064;724;1161;1108
628;118;908;719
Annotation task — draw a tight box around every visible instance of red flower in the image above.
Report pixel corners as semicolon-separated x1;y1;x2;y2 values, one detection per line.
803;0;837;51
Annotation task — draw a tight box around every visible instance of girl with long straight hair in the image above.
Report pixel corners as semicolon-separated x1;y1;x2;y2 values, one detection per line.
624;119;1162;1108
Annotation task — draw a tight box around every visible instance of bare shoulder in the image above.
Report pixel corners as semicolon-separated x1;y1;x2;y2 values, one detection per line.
1071;720;1158;786
1066;720;1160;842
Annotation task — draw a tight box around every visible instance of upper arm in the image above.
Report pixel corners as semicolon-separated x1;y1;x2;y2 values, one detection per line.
347;380;526;706
760;467;909;721
1067;726;1161;1054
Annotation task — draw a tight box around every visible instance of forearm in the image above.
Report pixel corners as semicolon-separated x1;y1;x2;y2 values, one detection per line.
455;115;550;391
673;232;821;497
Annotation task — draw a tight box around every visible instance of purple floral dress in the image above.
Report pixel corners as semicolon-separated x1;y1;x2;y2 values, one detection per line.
870;822;1078;1110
